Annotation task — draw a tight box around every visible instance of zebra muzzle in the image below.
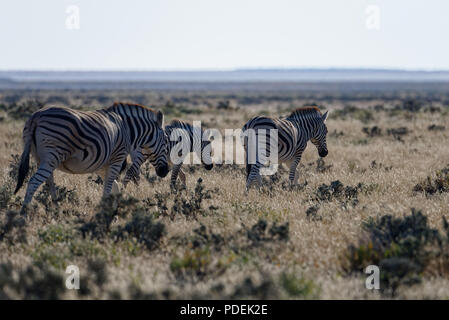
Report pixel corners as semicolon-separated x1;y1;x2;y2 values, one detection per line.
156;165;169;178
319;149;328;157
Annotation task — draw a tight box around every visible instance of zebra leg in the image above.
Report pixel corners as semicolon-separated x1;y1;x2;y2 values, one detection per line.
246;163;252;180
293;170;300;185
123;165;141;187
46;173;57;201
288;152;303;186
244;148;254;192
103;162;125;197
244;148;251;179
170;163;183;188
21;149;67;214
122;150;146;187
22;165;56;214
36;159;57;201
178;168;186;186
246;162;262;191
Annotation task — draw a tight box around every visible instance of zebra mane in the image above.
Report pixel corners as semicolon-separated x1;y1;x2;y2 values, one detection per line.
108;102;158;114
286;106;322;119
168;119;191;128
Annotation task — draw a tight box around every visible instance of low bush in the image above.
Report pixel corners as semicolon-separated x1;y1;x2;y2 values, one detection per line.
306;205;321;221
246;219;289;244
6;100;45;120
413;164;449;196
0;263;64;299
115;211;166;250
428;124;445;131
0;210;27;244
331;105;374;123
362;126;382;137
344;209;449;296
315;180;361;207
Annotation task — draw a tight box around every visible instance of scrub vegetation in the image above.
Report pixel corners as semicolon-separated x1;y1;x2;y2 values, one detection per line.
0;85;449;299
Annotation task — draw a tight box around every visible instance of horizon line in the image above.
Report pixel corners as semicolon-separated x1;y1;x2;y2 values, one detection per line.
2;67;449;73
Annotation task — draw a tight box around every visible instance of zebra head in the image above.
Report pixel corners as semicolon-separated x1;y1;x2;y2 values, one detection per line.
146;111;170;177
310;111;329;158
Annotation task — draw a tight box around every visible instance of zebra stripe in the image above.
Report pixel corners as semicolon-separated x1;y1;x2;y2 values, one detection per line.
242;107;329;190
14;102;169;211
123;119;213;187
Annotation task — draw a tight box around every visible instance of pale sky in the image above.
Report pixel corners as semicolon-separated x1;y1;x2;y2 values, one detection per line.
1;0;448;70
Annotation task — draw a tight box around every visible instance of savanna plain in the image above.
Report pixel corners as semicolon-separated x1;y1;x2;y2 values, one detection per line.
1;84;449;299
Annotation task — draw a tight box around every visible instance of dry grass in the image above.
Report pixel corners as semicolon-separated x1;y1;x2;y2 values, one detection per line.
0;89;449;299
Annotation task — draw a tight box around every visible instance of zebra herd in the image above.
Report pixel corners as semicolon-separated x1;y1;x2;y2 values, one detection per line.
14;102;329;213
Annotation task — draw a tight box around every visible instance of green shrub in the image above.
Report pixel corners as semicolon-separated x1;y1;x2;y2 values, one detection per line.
31;246;71;270
115;210;166;250
413;164;449;196
7;100;44;120
362;126;382;137
280;273;319;299
170;178;216;219
190;224;224;250
0;210;27;244
345;209;447;296
246;219;289;244
0;263;64;299
38;224;74;245
315;180;360;207
35;184;79;212
306;205;321;221
79;194;139;240
229;276;278;299
331;105;374;123
170;247;215;279
0;184;12;210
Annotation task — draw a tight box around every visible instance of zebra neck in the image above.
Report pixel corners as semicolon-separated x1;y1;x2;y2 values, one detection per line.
117;111;153;150
288;116;317;142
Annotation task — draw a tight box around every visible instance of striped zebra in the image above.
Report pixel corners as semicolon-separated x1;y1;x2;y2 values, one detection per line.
14;102;169;212
241;107;329;190
122;119;213;188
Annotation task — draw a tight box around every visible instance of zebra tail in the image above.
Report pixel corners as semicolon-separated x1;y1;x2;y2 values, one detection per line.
14;116;37;194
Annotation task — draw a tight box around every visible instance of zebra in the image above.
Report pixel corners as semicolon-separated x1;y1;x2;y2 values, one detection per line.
122;119;213;188
241;107;329;190
14;102;169;213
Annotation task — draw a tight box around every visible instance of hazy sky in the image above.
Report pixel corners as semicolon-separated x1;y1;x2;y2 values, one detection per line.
1;0;448;70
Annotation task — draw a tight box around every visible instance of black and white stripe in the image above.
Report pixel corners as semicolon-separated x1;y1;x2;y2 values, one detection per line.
242;107;329;190
14;102;169;211
123;119;213;187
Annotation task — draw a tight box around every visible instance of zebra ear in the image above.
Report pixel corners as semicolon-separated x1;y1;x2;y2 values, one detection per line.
156;110;164;127
321;110;329;123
